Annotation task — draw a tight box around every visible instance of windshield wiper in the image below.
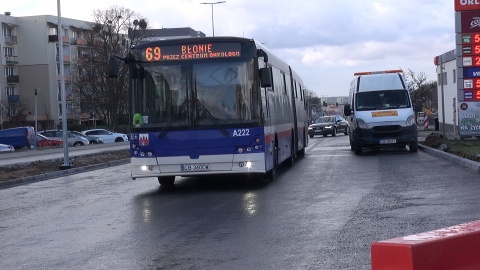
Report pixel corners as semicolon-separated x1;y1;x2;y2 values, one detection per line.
158;99;189;138
195;99;229;137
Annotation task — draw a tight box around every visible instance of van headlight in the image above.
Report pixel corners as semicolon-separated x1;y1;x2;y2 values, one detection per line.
356;118;369;129
405;115;415;126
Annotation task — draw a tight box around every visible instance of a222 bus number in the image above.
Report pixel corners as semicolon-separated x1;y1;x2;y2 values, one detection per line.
232;129;250;137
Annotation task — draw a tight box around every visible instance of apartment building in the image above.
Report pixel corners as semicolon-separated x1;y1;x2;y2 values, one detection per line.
1;12;90;131
1;11;207;131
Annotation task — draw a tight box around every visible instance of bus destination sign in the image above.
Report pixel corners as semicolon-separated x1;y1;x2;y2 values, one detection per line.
142;43;241;62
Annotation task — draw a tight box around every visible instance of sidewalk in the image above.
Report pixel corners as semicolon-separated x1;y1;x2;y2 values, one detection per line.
416;125;480;174
417;126;460;142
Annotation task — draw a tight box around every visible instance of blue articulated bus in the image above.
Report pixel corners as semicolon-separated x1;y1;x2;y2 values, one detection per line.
111;36;308;186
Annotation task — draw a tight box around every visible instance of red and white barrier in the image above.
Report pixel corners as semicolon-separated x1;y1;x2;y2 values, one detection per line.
371;220;480;270
424;115;429;130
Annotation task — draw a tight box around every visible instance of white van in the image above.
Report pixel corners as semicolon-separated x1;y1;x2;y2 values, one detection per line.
343;70;419;155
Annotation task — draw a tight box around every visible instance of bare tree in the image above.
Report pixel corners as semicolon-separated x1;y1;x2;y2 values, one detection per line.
74;5;148;130
305;89;321;121
0;99;29;127
404;69;437;110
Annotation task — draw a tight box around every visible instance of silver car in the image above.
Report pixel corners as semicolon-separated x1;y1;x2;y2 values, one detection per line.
38;130;90;147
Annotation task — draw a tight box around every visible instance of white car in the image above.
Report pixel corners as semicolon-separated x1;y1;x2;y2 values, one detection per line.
81;129;129;143
0;143;15;152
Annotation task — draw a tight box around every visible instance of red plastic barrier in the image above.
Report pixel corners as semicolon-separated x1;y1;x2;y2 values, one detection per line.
371;220;480;270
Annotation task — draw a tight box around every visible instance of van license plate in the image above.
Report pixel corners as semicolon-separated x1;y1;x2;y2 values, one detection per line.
181;164;210;171
379;139;396;144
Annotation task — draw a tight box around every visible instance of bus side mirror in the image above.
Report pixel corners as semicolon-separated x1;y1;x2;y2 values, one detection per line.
108;55;119;78
344;104;352;116
414;99;423;112
260;67;272;88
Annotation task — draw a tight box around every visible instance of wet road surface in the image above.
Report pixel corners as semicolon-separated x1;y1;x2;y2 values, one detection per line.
1;135;479;269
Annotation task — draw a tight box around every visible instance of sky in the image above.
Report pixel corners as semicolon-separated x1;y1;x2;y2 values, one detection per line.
3;0;456;97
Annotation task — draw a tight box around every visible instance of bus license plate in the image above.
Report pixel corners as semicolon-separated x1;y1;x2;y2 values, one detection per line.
181;164;210;171
379;139;396;144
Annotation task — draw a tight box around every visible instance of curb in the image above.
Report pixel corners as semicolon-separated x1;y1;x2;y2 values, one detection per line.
0;159;130;190
418;144;480;173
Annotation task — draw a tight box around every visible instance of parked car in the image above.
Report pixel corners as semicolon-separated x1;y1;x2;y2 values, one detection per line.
81;129;129;143
0;143;15;152
0;126;36;149
38;130;90;147
308;115;349;138
70;131;103;144
36;133;63;148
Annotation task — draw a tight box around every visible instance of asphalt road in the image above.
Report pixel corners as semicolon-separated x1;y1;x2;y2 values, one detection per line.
1;135;479;269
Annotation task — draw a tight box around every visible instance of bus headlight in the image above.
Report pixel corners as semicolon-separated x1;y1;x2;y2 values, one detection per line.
141;165;154;171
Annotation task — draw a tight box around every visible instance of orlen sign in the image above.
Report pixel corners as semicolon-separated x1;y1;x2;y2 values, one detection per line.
456;0;480;11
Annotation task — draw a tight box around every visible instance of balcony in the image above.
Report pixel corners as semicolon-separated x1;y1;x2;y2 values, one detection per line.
48;35;71;43
48;35;58;42
5;56;18;65
5;35;18;45
76;38;87;46
6;75;19;83
8;95;20;102
56;55;71;63
56;74;72;82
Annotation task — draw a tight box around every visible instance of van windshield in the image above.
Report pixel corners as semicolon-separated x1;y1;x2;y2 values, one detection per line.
355;90;411;111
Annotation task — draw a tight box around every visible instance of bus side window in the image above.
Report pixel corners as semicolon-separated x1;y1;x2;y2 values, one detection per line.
260;67;272;88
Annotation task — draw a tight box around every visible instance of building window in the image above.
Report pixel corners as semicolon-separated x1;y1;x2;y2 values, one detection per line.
4;67;14;77
49;27;57;35
453;69;456;83
3;47;13;56
5;87;15;96
438;72;448;86
3;27;13;36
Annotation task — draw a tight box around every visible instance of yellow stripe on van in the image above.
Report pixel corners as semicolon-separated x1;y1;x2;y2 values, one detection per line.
371;110;398;117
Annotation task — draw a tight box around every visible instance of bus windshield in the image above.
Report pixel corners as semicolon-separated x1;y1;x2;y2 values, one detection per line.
131;58;261;129
355;90;411;111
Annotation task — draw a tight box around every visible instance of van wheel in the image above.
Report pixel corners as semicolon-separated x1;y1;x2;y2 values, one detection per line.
409;141;418;152
354;142;362;155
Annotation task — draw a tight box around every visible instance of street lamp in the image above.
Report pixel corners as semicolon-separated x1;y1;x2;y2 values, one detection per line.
33;88;41;133
200;1;226;37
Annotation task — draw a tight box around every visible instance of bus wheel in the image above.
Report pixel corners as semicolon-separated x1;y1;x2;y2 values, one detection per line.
287;139;295;167
265;145;278;181
158;176;175;186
